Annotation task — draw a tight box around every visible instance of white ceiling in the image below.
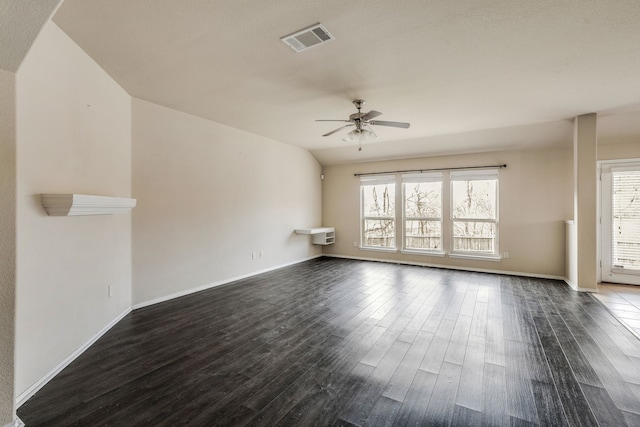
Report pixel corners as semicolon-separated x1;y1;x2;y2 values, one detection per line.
34;1;640;164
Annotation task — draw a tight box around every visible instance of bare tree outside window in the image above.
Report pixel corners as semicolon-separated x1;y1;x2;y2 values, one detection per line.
452;179;497;253
404;180;442;250
362;182;395;248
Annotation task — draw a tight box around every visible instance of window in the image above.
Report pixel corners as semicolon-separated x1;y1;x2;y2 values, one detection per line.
359;168;500;259
611;169;640;270
451;170;498;256
402;173;443;252
361;176;396;249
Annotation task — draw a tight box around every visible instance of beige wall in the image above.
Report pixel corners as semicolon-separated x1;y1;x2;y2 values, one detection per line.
599;141;640;161
322;147;573;278
15;22;132;396
0;69;16;425
131;99;322;305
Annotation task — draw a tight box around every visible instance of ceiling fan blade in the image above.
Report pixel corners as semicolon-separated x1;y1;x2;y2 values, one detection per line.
368;120;410;129
322;124;354;137
361;110;382;121
316;119;352;122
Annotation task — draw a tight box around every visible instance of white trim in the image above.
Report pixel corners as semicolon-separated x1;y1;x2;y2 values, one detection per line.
401;249;445;257
564;278;597;292
359;174;396;184
324;254;565;281
450;168;500;181
449;253;501;262
564;278;598;292
565;277;578;291
450;175;499;258
359;246;398;253
15;308;131;407
132;254;323;310
4;417;24;427
401;172;443;183
599;160;640;286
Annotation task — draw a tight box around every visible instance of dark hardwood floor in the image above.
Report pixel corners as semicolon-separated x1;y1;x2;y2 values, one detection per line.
18;257;640;426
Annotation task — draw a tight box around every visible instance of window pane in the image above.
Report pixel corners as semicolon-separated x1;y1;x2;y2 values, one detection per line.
452;179;496;219
612;170;640;269
405;220;441;250
453;221;496;253
363;219;395;248
362;184;395;218
404;181;441;218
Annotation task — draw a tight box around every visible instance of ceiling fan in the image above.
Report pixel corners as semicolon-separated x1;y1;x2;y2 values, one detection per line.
316;100;410;142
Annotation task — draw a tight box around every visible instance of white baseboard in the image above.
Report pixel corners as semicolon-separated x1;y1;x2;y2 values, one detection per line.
324;253;566;281
132;254;323;310
564;276;600;292
4;417;24;427
15;308;131;408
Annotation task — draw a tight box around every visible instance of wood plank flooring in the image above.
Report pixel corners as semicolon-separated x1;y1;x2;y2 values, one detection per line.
18;257;640;426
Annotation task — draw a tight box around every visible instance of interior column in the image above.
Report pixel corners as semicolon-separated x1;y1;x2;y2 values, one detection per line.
573;113;598;291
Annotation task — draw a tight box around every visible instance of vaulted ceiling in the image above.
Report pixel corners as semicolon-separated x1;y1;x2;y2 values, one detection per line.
9;1;640;164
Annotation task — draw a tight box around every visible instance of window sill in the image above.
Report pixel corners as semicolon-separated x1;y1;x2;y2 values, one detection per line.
401;250;445;257
359;246;398;253
449;253;501;262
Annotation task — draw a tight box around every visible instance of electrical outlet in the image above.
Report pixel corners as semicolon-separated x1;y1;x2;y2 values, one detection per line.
353;241;358;247
108;285;113;298
503;251;509;259
252;252;256;260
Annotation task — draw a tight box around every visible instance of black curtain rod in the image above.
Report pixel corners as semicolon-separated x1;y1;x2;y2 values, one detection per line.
354;164;507;177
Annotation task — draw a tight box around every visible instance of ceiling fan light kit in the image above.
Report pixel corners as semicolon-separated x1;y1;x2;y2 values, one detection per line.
317;100;410;148
342;126;376;142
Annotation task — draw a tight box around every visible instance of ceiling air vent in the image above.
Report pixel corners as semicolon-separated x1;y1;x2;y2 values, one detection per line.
281;24;334;52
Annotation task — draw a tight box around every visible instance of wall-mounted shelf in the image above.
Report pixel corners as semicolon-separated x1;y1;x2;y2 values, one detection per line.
41;194;137;216
295;227;335;245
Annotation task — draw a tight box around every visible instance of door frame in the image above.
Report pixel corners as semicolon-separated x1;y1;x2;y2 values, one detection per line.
599;158;640;285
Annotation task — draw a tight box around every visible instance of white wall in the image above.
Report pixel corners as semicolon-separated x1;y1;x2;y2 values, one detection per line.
0;69;16;425
322;147;573;278
15;22;132;396
131;99;322;305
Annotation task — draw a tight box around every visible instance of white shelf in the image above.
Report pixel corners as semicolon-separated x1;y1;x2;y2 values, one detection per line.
295;227;335;245
294;227;335;235
41;194;137;216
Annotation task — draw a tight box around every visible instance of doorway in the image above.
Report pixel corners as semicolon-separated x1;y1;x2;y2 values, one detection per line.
600;160;640;285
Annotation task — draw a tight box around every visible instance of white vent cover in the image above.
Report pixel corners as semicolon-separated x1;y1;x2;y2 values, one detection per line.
281;24;334;52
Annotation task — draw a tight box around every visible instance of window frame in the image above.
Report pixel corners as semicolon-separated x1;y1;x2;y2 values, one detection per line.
449;169;500;259
401;173;444;255
600;161;640;284
360;175;397;251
